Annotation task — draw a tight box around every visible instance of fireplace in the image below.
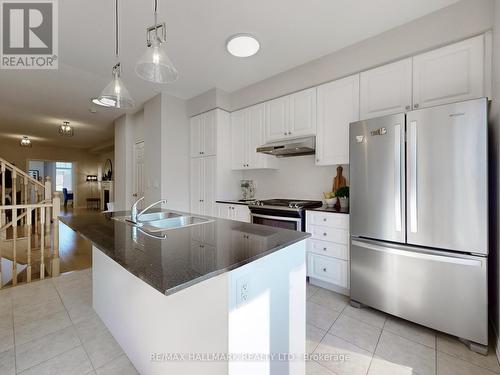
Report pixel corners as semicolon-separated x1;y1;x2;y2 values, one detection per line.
100;181;114;211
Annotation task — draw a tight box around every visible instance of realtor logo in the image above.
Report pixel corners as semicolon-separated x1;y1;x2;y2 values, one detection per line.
1;0;58;69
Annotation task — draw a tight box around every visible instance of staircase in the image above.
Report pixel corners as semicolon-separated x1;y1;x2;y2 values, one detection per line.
0;157;61;288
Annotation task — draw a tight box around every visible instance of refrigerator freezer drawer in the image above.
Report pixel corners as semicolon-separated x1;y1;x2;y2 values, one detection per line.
350;238;487;345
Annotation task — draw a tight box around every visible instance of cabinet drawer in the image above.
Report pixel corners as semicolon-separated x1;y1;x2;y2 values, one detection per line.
307;211;349;229
307;253;348;288
307;239;349;260
309;225;349;245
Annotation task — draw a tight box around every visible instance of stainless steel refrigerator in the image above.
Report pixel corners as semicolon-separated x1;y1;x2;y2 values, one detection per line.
349;98;488;352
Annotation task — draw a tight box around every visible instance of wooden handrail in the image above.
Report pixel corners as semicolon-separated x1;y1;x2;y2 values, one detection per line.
0;157;44;188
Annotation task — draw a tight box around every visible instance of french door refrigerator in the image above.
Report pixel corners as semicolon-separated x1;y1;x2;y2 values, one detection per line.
349;97;488;351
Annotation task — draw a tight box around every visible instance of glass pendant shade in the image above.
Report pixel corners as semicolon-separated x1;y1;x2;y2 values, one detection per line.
59;121;74;136
97;64;134;109
136;38;178;83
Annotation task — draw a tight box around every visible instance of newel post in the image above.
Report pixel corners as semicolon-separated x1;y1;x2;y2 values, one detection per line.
50;195;61;277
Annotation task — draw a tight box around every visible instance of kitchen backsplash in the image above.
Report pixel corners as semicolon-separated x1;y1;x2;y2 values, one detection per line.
241;155;349;200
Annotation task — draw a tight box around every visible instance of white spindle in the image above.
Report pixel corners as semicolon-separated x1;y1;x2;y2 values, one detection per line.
27;207;32;283
12;208;17;286
40;206;45;280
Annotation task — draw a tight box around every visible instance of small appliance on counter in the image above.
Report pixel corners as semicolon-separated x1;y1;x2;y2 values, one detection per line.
248;199;322;231
240;180;255;200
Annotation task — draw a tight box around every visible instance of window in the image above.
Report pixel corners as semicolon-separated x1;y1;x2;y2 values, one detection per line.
55;162;73;192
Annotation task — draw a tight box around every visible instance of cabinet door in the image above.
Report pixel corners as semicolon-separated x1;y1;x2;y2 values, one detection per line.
233;205;251;223
265;96;289;142
413;35;484;109
360;58;413;120
202;110;217;156
247;103;267;169
289;88;317;137
316;74;360;166
202;156;216;217
216;203;231;219
190;158;203;214
230;109;247;170
190;115;202;158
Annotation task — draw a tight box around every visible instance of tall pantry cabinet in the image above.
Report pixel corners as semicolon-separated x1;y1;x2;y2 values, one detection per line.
190;109;240;216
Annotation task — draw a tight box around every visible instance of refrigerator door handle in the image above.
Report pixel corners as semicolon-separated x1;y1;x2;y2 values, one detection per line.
351;240;482;267
409;121;418;233
394;124;402;232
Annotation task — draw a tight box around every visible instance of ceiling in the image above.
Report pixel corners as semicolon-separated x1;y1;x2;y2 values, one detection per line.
0;0;460;149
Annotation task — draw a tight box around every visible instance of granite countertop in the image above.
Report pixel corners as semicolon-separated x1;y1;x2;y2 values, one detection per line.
215;200;256;206
59;210;308;296
308;205;350;214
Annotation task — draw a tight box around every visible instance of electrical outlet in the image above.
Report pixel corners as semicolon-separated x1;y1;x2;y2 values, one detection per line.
236;276;250;306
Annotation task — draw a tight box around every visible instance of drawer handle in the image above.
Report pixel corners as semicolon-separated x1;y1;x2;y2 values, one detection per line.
322;268;327;272
323;218;327;222
323;233;327;236
323;247;327;251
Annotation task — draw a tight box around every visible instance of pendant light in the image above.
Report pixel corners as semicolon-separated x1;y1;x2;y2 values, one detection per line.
96;0;134;108
58;121;74;137
135;0;178;84
20;136;32;147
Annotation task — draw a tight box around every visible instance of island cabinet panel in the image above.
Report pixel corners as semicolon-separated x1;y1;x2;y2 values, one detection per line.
306;210;350;295
92;238;307;374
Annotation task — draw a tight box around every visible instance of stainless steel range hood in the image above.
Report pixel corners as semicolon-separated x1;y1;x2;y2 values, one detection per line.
256;136;316;157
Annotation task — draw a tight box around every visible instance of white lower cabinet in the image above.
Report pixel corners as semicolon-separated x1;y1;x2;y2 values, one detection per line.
306;210;350;295
190;156;216;217
216;203;251;223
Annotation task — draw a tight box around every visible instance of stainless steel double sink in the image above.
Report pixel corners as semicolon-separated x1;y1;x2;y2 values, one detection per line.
113;211;213;232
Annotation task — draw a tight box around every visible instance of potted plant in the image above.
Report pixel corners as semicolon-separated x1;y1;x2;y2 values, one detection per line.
335;186;349;209
323;191;336;207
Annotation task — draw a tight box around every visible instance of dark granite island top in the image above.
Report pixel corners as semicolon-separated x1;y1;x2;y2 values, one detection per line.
59;210;309;296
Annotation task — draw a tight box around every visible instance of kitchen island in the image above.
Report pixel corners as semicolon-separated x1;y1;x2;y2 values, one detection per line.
60;210;309;375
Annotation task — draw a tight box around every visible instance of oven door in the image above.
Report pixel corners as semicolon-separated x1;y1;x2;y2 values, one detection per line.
251;213;302;231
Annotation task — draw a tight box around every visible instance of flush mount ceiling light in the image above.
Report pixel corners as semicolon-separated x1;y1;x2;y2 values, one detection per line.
226;34;260;57
135;0;178;83
20;136;32;147
58;121;74;137
95;0;134;109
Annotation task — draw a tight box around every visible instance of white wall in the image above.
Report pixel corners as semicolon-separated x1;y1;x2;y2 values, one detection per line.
242;157;347;200
489;0;500;361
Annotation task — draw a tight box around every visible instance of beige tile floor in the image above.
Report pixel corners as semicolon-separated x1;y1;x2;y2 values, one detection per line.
306;282;500;375
1;270;499;375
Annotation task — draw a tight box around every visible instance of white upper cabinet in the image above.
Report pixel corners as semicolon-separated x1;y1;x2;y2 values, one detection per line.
265;88;317;143
360;58;413;120
412;35;485;110
289;87;317;137
316;74;359;166
230;109;246;170
231;104;278;170
190;111;217;157
265;96;289;142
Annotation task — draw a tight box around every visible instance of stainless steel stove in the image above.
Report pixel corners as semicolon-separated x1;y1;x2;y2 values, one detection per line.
248;199;322;231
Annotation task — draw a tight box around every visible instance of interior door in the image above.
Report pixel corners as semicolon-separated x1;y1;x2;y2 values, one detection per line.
406;98;488;254
350;113;405;243
133;142;145;208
